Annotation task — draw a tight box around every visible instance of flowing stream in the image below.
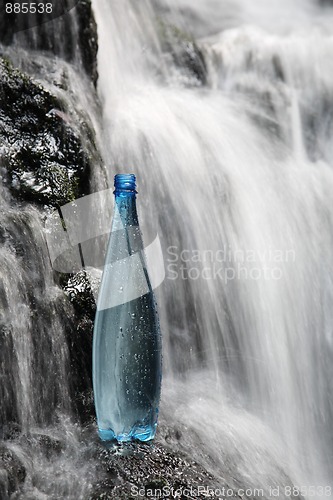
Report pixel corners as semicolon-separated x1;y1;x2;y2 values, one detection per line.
1;0;333;498
92;0;333;494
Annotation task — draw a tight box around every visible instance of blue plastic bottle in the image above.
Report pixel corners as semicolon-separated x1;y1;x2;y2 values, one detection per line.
93;174;162;442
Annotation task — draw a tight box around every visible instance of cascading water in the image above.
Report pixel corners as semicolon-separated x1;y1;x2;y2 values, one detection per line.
0;184;99;497
0;7;104;498
92;0;333;494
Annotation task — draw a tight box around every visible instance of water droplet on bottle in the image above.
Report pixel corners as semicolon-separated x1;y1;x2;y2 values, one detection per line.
131;313;136;319
119;286;123;293
119;327;123;332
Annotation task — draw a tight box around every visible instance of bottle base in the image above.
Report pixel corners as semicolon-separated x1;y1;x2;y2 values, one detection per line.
98;424;156;443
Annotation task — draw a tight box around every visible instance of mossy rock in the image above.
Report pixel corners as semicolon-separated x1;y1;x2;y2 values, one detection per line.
0;56;91;207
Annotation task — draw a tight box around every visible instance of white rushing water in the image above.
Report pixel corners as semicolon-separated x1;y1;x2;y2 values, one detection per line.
92;0;333;495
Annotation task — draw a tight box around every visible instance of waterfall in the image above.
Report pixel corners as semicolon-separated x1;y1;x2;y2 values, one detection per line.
92;0;333;492
0;0;333;496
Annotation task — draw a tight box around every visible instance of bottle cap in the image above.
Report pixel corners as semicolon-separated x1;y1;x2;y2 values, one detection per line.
114;173;137;193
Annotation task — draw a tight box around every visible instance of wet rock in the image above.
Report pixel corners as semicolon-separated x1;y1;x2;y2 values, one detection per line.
76;0;99;85
158;21;207;86
87;436;302;500
0;424;21;442
63;270;98;423
0;324;20;427
89;440;219;500
272;54;286;82
27;433;64;460
63;270;97;320
0;445;26;496
0;56;91;207
0;469;9;500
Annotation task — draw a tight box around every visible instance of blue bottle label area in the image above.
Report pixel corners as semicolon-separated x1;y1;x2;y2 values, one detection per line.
93;177;162;442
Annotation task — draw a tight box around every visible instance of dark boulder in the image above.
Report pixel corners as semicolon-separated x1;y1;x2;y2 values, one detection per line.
158;21;207;86
0;445;26;497
63;270;98;423
0;56;91;207
89;439;219;500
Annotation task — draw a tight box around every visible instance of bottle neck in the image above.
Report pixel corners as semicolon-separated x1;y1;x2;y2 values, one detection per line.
109;191;143;260
112;173;138;229
113;191;139;229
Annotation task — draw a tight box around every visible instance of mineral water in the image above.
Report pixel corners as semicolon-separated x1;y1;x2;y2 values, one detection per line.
93;173;162;442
